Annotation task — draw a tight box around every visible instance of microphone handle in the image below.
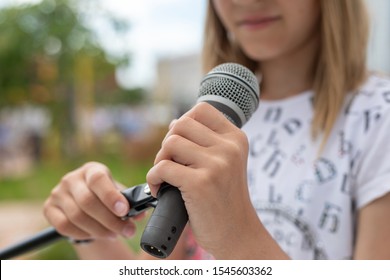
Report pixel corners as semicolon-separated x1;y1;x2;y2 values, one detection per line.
140;182;188;258
0;227;63;259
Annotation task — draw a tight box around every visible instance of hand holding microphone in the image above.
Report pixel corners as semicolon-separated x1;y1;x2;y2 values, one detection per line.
144;63;260;258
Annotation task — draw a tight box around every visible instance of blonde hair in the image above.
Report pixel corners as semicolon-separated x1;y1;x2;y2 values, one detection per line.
202;0;370;147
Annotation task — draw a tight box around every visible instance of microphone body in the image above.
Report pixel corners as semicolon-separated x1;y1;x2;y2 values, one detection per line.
140;63;260;258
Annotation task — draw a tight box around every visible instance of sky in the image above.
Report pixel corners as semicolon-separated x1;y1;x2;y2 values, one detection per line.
0;0;208;89
95;0;207;89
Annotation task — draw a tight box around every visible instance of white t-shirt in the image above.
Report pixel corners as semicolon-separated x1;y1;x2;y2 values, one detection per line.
242;74;390;259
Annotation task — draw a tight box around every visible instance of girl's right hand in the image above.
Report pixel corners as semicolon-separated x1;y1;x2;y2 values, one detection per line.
43;162;140;241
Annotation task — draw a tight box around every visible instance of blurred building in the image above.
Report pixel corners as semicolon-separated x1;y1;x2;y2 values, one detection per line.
366;0;390;74
152;53;202;123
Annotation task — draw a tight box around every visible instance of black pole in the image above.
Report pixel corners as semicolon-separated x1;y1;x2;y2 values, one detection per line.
0;227;63;260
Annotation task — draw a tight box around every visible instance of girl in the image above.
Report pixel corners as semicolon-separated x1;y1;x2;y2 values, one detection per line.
44;0;390;259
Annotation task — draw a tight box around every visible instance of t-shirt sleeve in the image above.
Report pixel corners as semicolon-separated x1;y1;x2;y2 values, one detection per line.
354;100;390;209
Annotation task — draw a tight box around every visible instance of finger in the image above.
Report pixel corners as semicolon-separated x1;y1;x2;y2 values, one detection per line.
83;164;130;217
59;194;117;239
146;159;193;197
155;134;207;166
44;205;91;240
69;181;134;237
163;115;220;148
184;102;237;134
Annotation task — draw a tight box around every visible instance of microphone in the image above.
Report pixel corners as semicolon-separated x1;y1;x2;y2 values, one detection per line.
140;62;260;258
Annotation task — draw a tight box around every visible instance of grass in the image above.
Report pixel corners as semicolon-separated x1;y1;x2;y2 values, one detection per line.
0;153;153;201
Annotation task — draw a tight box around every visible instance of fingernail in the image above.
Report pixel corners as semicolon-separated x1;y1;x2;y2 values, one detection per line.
122;224;135;238
114;201;127;216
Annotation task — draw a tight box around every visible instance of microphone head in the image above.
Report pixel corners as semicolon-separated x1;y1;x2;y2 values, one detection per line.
198;63;260;128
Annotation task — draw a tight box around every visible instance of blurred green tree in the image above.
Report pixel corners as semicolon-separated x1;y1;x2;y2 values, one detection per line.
0;0;139;157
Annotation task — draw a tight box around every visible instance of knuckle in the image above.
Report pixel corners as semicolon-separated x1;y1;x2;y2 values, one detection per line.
50;186;62;200
77;192;96;209
42;201;51;221
55;217;72;236
159;159;172;170
68;208;85;224
229;141;244;158
176;115;192;127
86;169;109;187
197;170;213;186
164;134;182;148
213;157;229;175
195;102;210;112
236;131;249;148
83;162;112;182
225;133;248;158
82;161;108;170
145;169;153;182
59;174;74;189
42;200;52;219
164;116;193;145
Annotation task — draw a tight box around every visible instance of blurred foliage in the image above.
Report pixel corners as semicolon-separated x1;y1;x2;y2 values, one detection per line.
0;0;127;106
0;0;146;157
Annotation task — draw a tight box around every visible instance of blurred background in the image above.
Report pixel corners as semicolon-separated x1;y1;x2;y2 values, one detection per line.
0;0;389;259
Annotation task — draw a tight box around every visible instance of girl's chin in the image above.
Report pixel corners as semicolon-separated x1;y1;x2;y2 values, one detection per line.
238;41;284;62
241;48;281;63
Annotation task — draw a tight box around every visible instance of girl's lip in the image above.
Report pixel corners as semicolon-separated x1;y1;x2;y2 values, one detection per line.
237;15;281;29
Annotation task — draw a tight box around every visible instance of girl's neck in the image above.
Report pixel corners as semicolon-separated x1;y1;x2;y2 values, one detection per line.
258;35;319;101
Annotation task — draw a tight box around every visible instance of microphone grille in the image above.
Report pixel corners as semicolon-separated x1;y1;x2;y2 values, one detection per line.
199;63;260;126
